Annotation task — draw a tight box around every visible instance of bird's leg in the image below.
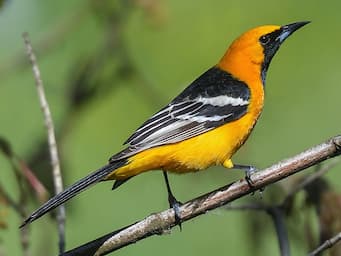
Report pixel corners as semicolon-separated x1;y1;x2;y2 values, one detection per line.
162;171;182;230
232;164;257;187
223;159;257;187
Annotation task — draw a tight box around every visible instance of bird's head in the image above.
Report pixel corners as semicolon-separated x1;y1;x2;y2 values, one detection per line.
219;21;310;85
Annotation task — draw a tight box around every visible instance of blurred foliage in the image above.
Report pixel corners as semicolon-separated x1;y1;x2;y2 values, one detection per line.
0;196;8;230
306;178;341;255
0;0;340;255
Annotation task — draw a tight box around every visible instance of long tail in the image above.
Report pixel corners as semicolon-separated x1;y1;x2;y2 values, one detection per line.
20;160;127;228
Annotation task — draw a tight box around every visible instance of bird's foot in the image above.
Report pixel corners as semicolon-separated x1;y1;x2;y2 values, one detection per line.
168;193;183;230
233;164;257;189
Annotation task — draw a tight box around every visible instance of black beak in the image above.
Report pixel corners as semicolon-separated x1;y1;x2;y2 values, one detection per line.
278;21;310;43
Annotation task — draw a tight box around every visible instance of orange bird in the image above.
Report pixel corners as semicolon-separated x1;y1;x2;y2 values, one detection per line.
21;21;309;227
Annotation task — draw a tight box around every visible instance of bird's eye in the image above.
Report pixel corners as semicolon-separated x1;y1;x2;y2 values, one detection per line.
259;35;270;45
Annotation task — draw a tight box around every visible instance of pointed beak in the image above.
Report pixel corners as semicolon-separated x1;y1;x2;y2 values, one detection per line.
278;21;310;43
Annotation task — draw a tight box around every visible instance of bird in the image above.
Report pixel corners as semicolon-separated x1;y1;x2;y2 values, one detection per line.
20;21;310;228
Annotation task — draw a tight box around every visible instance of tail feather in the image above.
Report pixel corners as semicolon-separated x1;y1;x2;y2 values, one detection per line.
111;177;133;190
20;160;126;228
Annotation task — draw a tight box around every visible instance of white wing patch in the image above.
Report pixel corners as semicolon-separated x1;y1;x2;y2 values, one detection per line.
196;95;249;106
176;113;233;122
138;120;189;144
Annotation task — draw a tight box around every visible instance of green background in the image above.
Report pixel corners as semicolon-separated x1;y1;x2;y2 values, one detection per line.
0;0;340;255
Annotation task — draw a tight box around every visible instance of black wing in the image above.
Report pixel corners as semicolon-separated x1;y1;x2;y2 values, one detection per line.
111;67;250;161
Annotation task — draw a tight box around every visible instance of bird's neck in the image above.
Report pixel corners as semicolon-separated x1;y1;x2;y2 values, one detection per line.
217;46;265;88
217;47;265;117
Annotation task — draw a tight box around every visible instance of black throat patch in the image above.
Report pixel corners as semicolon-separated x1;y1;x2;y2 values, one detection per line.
259;28;283;86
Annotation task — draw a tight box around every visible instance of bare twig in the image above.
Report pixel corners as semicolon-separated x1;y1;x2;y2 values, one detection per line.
0;137;31;256
267;206;290;256
308;232;341;256
0;161;30;256
0;181;30;256
228;204;291;256
0;186;22;216
226;203;291;256
18;159;49;203
225;158;340;256
22;33;66;253
282;159;339;206
227;203;291;256
61;135;341;256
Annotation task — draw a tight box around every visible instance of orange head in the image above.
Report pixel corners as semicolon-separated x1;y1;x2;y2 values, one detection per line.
218;21;310;85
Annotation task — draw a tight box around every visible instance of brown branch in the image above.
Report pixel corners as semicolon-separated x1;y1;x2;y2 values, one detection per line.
282;159;339;206
226;203;290;256
61;135;341;256
308;231;341;256
22;33;66;253
267;206;290;256
224;161;340;256
0;186;23;217
0;137;31;256
0;182;30;256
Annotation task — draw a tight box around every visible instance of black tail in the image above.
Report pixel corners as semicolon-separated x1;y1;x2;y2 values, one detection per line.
20;160;127;228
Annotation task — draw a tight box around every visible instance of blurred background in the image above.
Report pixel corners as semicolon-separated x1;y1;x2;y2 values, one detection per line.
0;0;340;255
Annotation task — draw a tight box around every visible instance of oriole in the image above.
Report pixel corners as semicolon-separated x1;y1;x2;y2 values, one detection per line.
21;21;309;227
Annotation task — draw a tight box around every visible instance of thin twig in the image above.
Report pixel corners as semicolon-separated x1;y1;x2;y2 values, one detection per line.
267;206;290;256
9;159;31;256
17;159;49;203
308;232;341;256
282;159;339;206
22;32;66;253
226;203;290;256
211;158;339;256
61;135;341;256
0;138;31;256
0;186;23;216
0;183;30;256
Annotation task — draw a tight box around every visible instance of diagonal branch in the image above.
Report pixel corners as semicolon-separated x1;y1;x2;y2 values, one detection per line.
266;206;290;256
61;135;341;256
22;33;66;253
282;159;339;207
226;203;291;256
308;231;341;256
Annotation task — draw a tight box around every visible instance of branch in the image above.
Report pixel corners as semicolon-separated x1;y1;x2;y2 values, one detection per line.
22;33;66;253
308;232;341;256
61;135;341;256
0;186;23;217
282;159;339;207
267;206;290;256
225;161;339;256
226;203;290;256
0;137;32;256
